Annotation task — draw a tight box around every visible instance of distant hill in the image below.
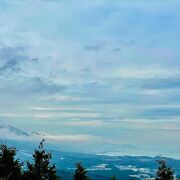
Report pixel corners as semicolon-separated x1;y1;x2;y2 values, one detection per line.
11;140;180;179
0;125;179;179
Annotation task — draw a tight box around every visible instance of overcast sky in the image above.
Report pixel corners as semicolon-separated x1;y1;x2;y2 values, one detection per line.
0;0;180;158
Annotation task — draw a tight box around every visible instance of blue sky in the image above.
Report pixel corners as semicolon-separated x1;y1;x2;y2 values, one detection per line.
0;0;180;158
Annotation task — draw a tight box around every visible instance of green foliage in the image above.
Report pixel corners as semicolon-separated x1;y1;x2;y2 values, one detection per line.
24;139;59;180
0;144;23;180
0;142;178;180
73;162;89;180
110;175;116;180
155;159;174;180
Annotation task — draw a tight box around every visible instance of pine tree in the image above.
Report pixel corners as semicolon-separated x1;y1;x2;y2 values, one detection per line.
110;175;116;180
24;139;59;180
0;144;23;180
155;159;174;180
73;162;89;180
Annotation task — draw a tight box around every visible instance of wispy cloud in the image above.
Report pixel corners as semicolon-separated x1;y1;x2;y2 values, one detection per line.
0;113;17;118
32;112;99;119
64;120;105;127
0;0;180;156
30;106;92;111
32;132;99;142
0;125;101;142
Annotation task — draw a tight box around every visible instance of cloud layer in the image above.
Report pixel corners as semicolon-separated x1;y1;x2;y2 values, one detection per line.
0;0;180;157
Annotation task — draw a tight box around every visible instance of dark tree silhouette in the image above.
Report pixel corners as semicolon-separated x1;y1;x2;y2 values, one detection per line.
24;139;59;180
0;144;23;180
73;162;89;180
155;160;174;180
110;175;116;180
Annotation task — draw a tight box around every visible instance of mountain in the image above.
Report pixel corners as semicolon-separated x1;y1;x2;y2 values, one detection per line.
0;124;29;136
32;131;47;136
16;147;179;180
52;152;180;180
0;125;180;179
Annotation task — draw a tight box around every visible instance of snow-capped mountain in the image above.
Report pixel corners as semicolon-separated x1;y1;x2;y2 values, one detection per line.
0;124;29;136
0;124;180;180
32;131;47;136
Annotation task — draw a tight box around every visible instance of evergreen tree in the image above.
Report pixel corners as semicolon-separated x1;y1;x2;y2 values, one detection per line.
73;162;89;180
0;144;23;180
155;160;174;180
110;175;116;180
24;139;59;180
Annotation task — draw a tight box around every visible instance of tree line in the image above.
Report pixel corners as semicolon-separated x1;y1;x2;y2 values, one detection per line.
0;140;175;180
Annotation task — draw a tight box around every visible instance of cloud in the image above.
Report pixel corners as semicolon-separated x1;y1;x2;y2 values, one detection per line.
0;44;67;95
0;0;180;157
0;113;17;118
32;112;99;119
32;132;98;142
0;60;20;74
0;44;38;75
30;106;100;119
0;76;66;95
0;125;30;141
64;120;105;127
142;77;180;90
84;44;101;51
0;112;99;119
24;77;66;93
30;106;92;111
0;124;100;142
112;118;180;132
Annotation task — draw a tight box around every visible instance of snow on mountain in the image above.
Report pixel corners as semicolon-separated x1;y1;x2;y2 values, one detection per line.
115;165;152;174
32;131;47;136
0;124;29;136
88;164;112;171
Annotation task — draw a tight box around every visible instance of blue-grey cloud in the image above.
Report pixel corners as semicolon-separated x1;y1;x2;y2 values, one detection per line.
0;60;21;74
142;77;180;90
0;0;179;157
25;77;66;94
84;45;101;51
0;44;39;75
0;77;66;95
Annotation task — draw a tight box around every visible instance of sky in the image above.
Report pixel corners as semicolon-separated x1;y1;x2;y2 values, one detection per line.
0;0;180;158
